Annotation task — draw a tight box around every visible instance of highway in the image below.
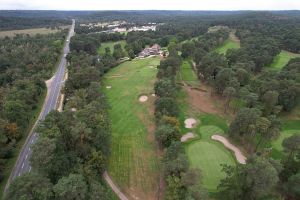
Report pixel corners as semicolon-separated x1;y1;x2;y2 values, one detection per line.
4;19;75;192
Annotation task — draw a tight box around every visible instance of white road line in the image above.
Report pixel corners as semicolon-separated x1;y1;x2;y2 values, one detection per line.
29;166;31;172
25;154;28;160
21;163;24;169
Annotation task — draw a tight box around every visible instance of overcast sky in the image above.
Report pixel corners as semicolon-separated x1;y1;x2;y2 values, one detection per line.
0;0;299;10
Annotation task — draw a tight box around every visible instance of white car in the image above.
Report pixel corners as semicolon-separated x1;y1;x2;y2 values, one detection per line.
64;54;67;58
66;39;69;42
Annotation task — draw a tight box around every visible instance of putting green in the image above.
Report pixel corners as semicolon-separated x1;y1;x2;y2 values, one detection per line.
186;140;235;191
198;125;224;139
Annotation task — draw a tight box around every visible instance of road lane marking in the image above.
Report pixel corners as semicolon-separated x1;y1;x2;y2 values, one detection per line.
21;163;24;169
25;154;28;160
29;166;32;172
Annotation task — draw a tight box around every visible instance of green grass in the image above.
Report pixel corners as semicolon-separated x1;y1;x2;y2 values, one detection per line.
198;114;229;134
270;119;300;159
272;130;300;152
98;40;127;55
0;26;69;38
180;60;198;87
269;50;300;70
103;57;160;199
186;140;235;191
215;39;240;55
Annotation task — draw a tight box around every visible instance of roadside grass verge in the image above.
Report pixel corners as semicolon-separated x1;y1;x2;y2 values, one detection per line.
269;50;300;70
103;57;160;199
98;40;127;55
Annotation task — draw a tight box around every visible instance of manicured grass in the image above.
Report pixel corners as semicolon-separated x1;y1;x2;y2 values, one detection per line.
186;140;235;191
98;40;127;55
215;39;240;55
0;26;69;38
180;60;198;87
198;114;229;134
269;50;300;70
103;57;160;199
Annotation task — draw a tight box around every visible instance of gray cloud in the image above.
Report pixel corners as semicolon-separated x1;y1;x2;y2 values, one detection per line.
0;0;299;10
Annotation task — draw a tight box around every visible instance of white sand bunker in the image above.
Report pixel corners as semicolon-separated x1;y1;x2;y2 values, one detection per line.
106;86;112;89
139;95;148;102
211;135;247;164
184;118;197;128
181;132;195;142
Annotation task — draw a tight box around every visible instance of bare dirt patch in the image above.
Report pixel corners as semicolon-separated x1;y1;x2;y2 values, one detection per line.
211;135;247;164
184;118;197;128
181;132;196;142
139;95;148;102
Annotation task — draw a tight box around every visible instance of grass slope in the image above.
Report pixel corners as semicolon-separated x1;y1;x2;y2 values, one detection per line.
103;57;160;199
98;40;127;55
269;50;300;70
215;39;240;55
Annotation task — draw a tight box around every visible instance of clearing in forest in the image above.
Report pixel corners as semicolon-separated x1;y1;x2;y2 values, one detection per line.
0;26;69;38
177;61;237;192
269;50;300;70
103;57;160;200
98;40;127;55
215;32;240;55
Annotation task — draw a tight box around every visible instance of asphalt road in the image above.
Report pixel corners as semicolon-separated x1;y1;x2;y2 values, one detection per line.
4;19;75;192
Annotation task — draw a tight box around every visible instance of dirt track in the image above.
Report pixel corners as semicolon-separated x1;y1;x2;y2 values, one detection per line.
211;135;246;164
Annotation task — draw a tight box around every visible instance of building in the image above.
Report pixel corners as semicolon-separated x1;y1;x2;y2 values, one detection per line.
138;44;161;57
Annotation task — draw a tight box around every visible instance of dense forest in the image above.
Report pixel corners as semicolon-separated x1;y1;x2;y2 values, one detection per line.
1;10;300;200
0;31;67;184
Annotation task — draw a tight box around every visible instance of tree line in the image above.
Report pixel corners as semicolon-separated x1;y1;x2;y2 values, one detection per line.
5;30;119;200
154;47;208;199
0;31;67;184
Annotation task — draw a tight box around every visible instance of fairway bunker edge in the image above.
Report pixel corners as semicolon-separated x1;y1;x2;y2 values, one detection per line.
138;95;148;102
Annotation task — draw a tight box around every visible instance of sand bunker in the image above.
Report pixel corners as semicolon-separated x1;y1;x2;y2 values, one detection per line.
184;118;197;128
211;135;247;164
181;132;195;142
139;95;148;102
151;93;156;97
106;86;112;89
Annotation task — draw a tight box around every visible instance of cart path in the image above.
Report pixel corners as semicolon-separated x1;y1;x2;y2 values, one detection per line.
104;171;129;200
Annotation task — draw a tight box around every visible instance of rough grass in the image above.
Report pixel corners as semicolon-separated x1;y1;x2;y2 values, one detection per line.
186;140;235;191
270;119;300;159
180;60;198;87
0;26;69;38
269;50;300;70
215;39;240;55
98;40;127;55
103;57;160;199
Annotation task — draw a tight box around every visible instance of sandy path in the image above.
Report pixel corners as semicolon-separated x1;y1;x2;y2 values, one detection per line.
103;171;129;200
211;135;246;164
